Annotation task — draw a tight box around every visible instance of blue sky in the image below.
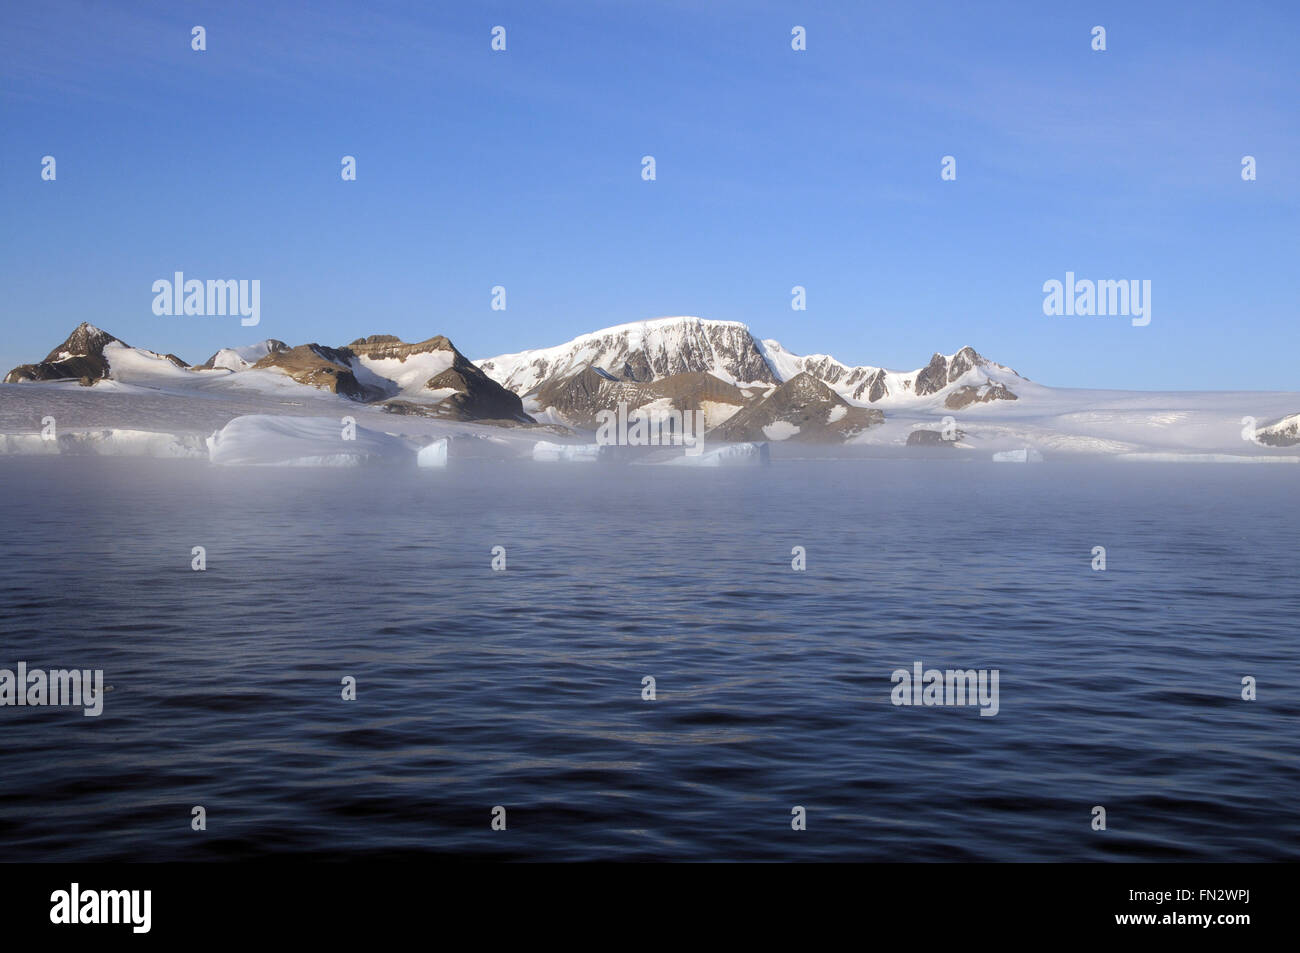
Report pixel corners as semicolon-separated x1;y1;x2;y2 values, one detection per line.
2;0;1297;389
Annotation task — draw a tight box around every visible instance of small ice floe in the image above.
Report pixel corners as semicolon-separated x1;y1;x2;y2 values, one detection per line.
206;414;411;466
532;441;603;463
416;437;449;468
992;447;1044;463
664;442;771;466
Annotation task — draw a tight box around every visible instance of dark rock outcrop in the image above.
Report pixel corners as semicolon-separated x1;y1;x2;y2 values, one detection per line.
5;323;122;383
906;428;965;447
913;353;951;397
349;334;533;422
530;367;747;429
944;382;1018;410
251;344;378;401
711;372;884;443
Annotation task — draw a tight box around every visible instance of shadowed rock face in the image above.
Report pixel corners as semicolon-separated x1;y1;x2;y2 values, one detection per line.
252;344;378;401
350;334;402;347
913;353;951;397
711;372;884;443
944;381;1018;410
423;359;532;422
349;334;533;422
904;346;1022;404
347;334;451;360
914;346;1007;397
783;344;1025;407
853;368;890;403
946;346;985;382
530;366;630;427
797;355;865;389
906;428;964;446
4;323;125;383
530;367;748;429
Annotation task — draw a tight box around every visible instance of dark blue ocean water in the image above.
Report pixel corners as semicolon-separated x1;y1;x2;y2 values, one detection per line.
0;457;1296;861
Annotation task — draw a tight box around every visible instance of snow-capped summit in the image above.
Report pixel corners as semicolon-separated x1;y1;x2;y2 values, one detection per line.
477;316;1025;409
50;322;118;361
757;341;1026;407
473;317;1029;430
4;322;188;384
477;316;779;394
5;318;1300;458
3;317;1032;442
199;339;290;371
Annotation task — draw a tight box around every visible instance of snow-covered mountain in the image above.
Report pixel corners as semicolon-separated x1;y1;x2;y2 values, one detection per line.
1254;413;1300;447
5;323;188;384
5;318;1299;460
5;323;532;423
711;373;884;443
477;317;779;394
344;334;530;422
478;316;1029;428
757;340;1026;407
198;339;290;371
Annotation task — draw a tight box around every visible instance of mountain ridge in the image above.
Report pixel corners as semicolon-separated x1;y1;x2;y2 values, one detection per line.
5;323;532;424
474;316;1027;429
4;320;1299;457
0;318;1029;439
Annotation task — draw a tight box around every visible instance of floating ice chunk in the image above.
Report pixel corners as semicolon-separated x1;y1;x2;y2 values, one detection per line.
665;442;771;466
0;434;58;455
0;429;206;458
206;414;412;466
533;441;602;463
417;437;449;468
992;447;1044;463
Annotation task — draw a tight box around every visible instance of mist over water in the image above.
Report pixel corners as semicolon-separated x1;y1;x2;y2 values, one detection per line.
0;457;1296;861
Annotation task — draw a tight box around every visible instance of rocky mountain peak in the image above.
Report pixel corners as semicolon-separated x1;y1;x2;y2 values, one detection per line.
712;371;883;443
4;323;126;383
44;323;122;362
347;334;456;359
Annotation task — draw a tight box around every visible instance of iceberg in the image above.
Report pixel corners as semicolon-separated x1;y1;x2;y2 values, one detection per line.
532;441;602;463
664;442;771;466
0;429;206;458
417;437;449;468
206;414;412;467
992;448;1044;463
